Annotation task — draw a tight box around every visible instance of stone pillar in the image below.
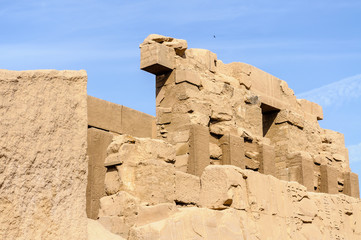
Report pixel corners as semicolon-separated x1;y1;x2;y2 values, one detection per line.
87;128;114;219
343;172;360;198
260;144;276;177
0;70;87;240
288;152;314;191
320;165;338;194
188;125;210;176
220;134;245;169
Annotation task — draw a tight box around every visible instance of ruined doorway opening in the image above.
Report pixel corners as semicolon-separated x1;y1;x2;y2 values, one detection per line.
261;103;280;138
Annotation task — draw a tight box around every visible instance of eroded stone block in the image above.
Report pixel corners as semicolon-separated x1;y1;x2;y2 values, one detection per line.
344;172;360;198
260;144;276;177
175;171;201;204
320;165;338;194
188;125;210;176
220;134;245;169
140;43;175;75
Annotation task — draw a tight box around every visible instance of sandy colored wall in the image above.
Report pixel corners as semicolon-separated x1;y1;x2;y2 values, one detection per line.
97;135;361;240
0;70;88;240
139;34;359;197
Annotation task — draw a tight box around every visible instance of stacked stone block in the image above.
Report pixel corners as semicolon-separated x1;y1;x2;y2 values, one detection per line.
139;34;359;198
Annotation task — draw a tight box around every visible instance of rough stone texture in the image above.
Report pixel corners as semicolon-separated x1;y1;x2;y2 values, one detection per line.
175;171;201;204
140;34;359;197
87;127;115;219
0;70;87;240
88;96;155;138
128;166;361;240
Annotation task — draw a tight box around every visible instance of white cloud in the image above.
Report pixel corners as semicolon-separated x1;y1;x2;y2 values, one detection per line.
349;142;361;163
297;74;361;107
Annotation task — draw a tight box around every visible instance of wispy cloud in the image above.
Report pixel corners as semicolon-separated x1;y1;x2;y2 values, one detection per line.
349;142;361;163
297;74;361;107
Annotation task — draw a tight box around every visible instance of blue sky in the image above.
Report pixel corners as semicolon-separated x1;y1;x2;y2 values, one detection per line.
1;0;361;184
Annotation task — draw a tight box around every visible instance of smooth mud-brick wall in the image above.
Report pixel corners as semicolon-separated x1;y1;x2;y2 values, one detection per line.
0;70;88;240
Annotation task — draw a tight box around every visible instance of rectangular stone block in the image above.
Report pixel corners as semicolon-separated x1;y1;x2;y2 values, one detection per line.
140;43;175;75
188;125;210;176
320;165;338;194
121;105;155;138
287;152;314;191
344;172;360;198
220;134;245;169
260;144;276;177
175;69;201;86
87;128;114;219
88;95;123;133
0;70;87;240
175;171;201;204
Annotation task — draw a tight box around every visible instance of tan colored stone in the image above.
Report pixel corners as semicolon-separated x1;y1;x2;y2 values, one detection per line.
140;43;175;74
188;125;210;176
175;69;201;86
122;106;155;138
344;172;360;198
175;171;201;204
220;134;245;169
0;70;87;240
136;203;178;226
88;219;126;240
87;128;114;219
88;95;123;133
320;165;338;194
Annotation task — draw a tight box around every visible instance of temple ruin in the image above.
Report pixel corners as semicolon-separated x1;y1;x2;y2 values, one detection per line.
1;34;360;240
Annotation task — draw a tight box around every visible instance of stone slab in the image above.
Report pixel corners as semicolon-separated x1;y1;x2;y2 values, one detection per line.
344;172;360;198
220;134;245;169
87;128;114;219
320;165;338;194
88;95;123;133
260;144;276;177
140;43;175;75
0;70;87;240
121;105;154;138
188;125;210;176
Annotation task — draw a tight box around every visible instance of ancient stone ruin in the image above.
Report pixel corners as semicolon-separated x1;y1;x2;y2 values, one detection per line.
1;34;360;240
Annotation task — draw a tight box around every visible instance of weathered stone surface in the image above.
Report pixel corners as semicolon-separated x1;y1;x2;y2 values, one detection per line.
140;43;175;74
175;171;201;204
87;128;115;219
344;172;360;198
320;165;339;194
220;134;245;168
105;135;175;166
88;219;125;240
88;95;123;133
188;125;210;176
122;106;155;138
0;70;87;240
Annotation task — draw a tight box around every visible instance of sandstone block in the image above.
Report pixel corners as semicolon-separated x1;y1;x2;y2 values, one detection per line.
320;165;338;194
87;128;114;219
105;135;175;166
259;144;276;176
287;152;314;191
343;172;360;198
88;95;123;133
117;159;176;204
0;70;87;240
200;165;247;210
121;106;155;138
220;134;245;169
175;171;201;204
175;69;201;86
136;203;178;226
140;43;175;75
88;218;126;240
188;125;210;176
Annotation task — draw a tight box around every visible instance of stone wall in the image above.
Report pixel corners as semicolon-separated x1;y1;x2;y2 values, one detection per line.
87;96;156;219
98;135;361;240
139;34;359;197
0;70;88;240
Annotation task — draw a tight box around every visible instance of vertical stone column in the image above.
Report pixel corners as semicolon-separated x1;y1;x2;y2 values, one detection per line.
0;70;87;240
220;134;245;169
188;125;210;176
288;152;314;191
87;128;114;219
343;172;360;198
260;144;276;177
320;165;338;194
